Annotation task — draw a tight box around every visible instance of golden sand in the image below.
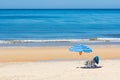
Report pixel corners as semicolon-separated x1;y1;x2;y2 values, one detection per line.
0;45;120;62
0;45;120;80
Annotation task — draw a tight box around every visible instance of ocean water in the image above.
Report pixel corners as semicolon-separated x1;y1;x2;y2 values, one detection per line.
0;9;120;46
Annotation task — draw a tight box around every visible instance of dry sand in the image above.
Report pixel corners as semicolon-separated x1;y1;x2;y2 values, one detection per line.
0;60;120;80
0;45;120;80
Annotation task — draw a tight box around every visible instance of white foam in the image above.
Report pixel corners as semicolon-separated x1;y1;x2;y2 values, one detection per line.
0;39;88;44
0;38;120;44
97;38;120;41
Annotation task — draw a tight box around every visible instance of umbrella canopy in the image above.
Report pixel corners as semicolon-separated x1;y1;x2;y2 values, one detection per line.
93;56;99;64
69;44;92;55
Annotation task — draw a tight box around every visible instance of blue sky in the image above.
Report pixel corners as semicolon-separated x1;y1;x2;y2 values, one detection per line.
0;0;120;9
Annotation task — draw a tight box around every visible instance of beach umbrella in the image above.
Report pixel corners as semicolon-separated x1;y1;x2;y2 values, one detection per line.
93;56;99;64
69;44;92;55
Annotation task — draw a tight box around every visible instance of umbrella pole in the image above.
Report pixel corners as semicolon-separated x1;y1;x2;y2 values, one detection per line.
79;52;82;55
78;52;82;67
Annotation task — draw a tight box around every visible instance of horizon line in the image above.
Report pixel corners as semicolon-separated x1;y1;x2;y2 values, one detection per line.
0;8;120;10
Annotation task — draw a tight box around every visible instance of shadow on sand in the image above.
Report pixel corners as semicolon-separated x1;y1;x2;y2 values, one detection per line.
76;66;102;69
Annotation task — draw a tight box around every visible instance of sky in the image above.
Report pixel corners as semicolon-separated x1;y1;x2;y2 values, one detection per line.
0;0;120;9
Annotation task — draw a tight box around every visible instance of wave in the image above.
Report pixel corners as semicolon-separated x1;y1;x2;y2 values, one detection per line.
0;38;120;44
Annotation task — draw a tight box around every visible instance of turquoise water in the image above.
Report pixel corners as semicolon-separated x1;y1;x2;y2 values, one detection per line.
0;9;120;46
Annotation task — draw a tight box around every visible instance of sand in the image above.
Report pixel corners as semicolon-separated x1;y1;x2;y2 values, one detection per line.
0;45;120;80
0;60;120;80
0;45;120;62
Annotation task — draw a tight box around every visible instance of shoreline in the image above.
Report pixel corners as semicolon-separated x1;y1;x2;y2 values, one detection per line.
0;38;120;47
0;43;120;47
0;41;120;48
0;44;120;62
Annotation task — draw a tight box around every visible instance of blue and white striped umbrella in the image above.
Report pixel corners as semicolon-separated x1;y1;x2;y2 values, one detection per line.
69;44;92;55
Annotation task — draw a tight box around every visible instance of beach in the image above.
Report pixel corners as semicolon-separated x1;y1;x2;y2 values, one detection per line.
0;60;120;80
0;9;120;80
0;45;120;80
0;45;120;62
0;59;120;80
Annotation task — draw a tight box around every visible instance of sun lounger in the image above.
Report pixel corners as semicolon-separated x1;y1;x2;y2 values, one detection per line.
83;56;101;68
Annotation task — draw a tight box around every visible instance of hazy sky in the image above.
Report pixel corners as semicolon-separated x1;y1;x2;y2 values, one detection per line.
0;0;120;9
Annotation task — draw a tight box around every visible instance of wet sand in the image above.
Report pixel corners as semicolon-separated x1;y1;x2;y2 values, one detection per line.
0;45;120;62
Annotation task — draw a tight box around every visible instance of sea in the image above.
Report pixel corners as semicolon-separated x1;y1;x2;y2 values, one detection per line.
0;9;120;47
